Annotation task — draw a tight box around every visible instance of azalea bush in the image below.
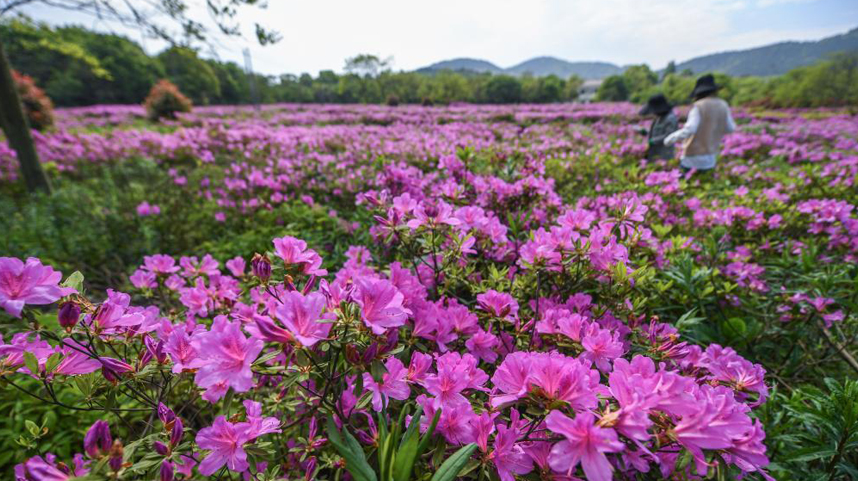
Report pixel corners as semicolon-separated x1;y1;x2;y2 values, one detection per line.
143;80;192;122
1;103;857;480
12;70;55;131
3;224;773;480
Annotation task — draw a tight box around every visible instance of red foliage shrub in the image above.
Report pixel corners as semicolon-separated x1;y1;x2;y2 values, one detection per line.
12;70;55;131
143;79;192;121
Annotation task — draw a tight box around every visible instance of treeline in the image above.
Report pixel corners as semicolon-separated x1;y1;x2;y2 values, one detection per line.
0;17;583;106
598;56;858;108
3;16;857;108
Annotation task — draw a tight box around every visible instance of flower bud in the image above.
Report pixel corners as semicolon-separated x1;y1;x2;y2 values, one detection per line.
345;344;361;365
251;253;272;283
157;403;176;425
255;317;293;344
108;440;124;472
153;441;170;456
84;420;112;458
145;336;167;364
170;418;183;447
380;330;399;355
160;461;174;481
58;301;81;330
100;357;133;383
303;457;317;481
301;275;317;295
138;348;153;369
362;343;378;364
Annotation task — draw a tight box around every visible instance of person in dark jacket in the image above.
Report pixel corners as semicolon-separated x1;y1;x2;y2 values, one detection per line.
639;93;678;160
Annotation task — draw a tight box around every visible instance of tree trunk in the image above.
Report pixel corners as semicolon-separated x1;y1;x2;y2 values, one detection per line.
0;36;51;193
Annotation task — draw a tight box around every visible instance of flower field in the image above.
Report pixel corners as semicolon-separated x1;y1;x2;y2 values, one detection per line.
2;103;857;480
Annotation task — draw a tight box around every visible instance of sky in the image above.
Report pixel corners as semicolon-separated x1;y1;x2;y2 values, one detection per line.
18;0;858;76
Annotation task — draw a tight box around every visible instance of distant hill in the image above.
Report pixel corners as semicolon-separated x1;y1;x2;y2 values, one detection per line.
506;57;623;79
416;58;502;74
417;26;858;78
418;56;622;79
674;27;858;76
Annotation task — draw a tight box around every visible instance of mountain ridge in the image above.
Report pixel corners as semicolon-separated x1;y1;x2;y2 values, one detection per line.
417;26;858;78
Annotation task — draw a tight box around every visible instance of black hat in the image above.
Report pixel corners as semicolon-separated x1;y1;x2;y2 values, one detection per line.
690;74;720;99
639;93;673;116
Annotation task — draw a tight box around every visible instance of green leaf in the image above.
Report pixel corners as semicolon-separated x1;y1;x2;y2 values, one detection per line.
370;359;388;384
326;416;378;481
431;443;478;481
25;419;39;436
61;271;85;294
392;407;423;481
723;317;747;337
45;352;62;374
23;352;39;376
416;408;442;456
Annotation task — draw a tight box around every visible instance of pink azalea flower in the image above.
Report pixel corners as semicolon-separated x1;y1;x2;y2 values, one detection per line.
476;290;519;320
423;356;470;407
180;255;220;278
580;326;625;373
406;201;461;230
353;276;411;335
129;269;157;289
545;410;624;481
191;319;264;402
163;328;198;374
417;395;478;445
196;416;252;475
363;357;410;411
490;352;532;407
15;455;71;481
529;352;600;410
0;333;55;373
88;290;144;335
492;417;534;481
673;385;756;476
465;329;499;363
143;254;180;275
242;400;282;438
136;201;160;216
225;257;246;277
272;291;332;347
407;351;433;384
0;257;75;318
272;236;327;276
54;340;101;376
179;279;214;318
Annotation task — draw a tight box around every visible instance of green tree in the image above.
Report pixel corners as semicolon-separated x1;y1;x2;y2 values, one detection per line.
662;60;676;80
158;47;221;105
564;75;584;101
660;73;696;104
422;70;472;104
596;75;629;101
483;75;522;104
522;74;564;103
344;54;391;78
207;60;249;104
623;64;658;103
60;26;163;104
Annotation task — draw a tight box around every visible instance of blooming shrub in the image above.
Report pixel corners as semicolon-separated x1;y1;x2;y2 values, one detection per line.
1;102;858;479
12;70;55;131
143;79;192;121
2;211;774;481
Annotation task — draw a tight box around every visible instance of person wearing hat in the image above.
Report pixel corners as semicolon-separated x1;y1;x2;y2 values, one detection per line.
664;74;736;172
639;93;678;161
